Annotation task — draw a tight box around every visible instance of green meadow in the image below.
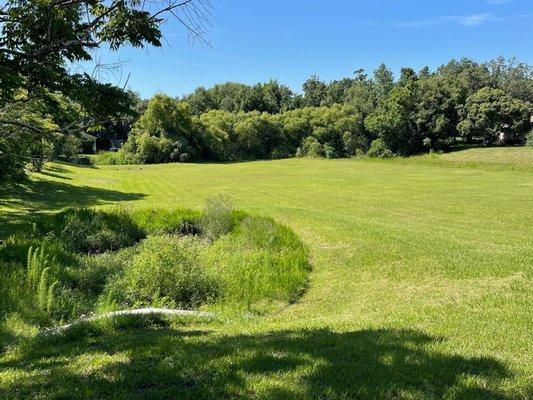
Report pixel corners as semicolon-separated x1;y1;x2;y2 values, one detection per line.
1;147;532;399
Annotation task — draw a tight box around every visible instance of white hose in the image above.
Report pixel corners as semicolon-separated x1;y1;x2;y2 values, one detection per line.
42;307;216;335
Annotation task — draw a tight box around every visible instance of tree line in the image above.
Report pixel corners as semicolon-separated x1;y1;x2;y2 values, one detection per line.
1;0;532;181
103;57;532;165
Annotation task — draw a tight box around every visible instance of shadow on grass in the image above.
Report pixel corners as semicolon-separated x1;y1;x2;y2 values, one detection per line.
0;327;518;399
0;179;146;238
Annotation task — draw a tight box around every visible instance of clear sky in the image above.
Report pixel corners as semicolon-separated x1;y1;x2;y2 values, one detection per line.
81;0;533;98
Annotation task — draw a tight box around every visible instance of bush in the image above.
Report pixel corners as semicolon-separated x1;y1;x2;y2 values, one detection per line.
367;139;394;158
101;235;219;309
74;247;138;295
526;129;533;146
323;143;335;159
302;136;323;158
33;208;145;254
200;195;235;242
93;150;141;165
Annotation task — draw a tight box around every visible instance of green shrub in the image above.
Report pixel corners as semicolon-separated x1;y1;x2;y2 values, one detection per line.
93;150;141;165
526;129;533;146
74;247;137;294
367;138;395;158
323;143;335;159
200;195;235;242
132;208;201;235
34;208;145;254
101;235;219;309
204;216;310;310
48;248;140;319
302;136;323;158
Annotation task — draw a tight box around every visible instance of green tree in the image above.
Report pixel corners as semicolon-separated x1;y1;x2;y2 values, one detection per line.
302;75;328;107
0;0;210;180
185;87;216;115
437;58;492;107
324;78;356;106
198;110;239;160
373;63;394;100
457;87;531;144
415;76;457;150
122;94;200;163
365;82;422;155
234;112;283;159
485;57;533;103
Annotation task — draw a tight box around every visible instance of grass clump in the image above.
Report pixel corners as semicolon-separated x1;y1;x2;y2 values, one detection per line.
33;208;145;254
0;234;75;266
0;263;32;320
205;216;310;311
101;235;220;310
200;195;235;242
92;150;141;165
132;208;201;235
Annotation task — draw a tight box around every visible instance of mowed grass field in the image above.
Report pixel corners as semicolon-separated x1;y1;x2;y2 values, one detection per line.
1;147;532;399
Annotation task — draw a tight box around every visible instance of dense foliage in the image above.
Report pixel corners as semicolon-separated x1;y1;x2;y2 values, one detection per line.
0;199;310;333
0;0;210;181
98;57;532;165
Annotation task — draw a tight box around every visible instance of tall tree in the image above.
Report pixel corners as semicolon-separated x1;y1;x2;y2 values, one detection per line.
485;57;533;103
302;75;327;107
0;0;211;179
457;87;531;144
365;81;422;155
373;63;394;100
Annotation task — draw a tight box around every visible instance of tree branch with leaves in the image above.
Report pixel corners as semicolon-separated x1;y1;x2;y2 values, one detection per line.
0;0;213;181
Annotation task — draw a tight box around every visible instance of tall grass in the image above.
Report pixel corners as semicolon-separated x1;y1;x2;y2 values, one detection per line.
0;202;311;335
200;195;235;242
100;235;220;310
92;150;141;165
205;216;310;311
33;208;145;254
132;208;201;235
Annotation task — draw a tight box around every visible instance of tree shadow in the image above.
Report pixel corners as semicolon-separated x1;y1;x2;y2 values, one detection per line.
0;179;146;238
0;327;521;399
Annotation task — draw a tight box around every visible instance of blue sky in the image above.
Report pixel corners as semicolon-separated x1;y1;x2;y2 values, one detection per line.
81;0;533;98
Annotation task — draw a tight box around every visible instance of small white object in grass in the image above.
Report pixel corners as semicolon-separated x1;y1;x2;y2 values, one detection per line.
41;308;216;335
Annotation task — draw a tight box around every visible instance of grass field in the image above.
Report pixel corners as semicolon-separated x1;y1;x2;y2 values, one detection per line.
1;148;532;399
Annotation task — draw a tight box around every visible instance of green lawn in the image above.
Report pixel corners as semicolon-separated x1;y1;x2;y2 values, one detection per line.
1;148;532;399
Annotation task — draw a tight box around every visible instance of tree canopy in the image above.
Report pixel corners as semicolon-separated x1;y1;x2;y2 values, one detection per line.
0;0;211;181
110;57;531;165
